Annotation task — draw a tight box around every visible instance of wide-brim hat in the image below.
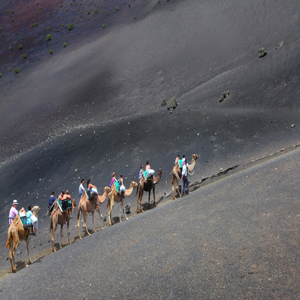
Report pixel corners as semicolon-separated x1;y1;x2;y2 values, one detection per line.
12;199;18;205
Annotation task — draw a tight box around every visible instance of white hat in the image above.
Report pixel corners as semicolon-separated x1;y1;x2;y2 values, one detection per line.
12;199;18;205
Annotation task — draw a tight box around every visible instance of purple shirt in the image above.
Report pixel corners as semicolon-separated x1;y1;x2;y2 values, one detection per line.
111;178;115;187
9;206;18;225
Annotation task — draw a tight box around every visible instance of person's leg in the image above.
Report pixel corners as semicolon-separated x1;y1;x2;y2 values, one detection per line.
186;177;189;195
181;180;185;196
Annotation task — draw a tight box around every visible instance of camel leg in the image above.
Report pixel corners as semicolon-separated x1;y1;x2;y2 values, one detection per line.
82;210;90;235
77;210;81;240
119;202;122;223
153;186;156;207
11;231;19;272
92;212;95;233
26;236;32;265
96;205;103;230
122;199;128;220
84;212;90;235
108;196;114;226
8;238;15;273
60;225;63;249
51;224;56;252
140;192;144;213
137;193;140;213
172;180;176;200
67;220;70;244
176;178;182;198
148;191;151;208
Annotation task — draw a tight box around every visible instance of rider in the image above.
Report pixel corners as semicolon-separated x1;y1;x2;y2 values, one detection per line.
8;200;22;226
48;191;56;213
111;172;117;187
87;178;99;207
79;179;85;201
119;174;125;196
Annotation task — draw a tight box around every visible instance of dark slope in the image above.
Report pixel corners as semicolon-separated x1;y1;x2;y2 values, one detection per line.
0;107;299;274
0;0;300;159
2;148;300;298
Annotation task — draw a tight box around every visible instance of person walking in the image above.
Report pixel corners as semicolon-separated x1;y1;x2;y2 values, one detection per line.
181;160;189;196
79;179;85;201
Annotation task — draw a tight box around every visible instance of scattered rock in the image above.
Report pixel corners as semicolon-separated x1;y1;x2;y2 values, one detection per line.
291;124;295;128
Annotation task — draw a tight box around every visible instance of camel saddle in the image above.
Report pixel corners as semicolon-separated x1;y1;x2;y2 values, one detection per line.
57;199;72;212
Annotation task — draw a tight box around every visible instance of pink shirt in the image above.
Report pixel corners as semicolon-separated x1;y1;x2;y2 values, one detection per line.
9;206;18;225
111;177;115;187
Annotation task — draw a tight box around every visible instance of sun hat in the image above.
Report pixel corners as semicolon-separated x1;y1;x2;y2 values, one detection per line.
12;199;18;205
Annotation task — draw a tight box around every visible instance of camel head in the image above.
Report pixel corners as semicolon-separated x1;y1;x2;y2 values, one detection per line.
32;206;40;216
130;181;138;188
104;186;111;193
157;168;163;176
192;154;199;161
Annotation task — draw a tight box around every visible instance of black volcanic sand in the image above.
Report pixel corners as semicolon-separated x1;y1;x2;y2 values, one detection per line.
0;0;300;294
1;146;300;298
0;107;299;276
1;0;300;159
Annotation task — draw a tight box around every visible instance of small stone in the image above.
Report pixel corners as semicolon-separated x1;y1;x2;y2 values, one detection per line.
291;124;295;128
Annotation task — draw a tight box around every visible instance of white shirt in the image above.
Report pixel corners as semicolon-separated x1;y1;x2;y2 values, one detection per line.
79;183;84;195
182;164;187;177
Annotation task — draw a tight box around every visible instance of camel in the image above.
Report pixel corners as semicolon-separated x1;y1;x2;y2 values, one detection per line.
77;186;111;239
171;154;199;199
136;168;163;213
5;206;40;273
106;181;138;226
50;198;77;252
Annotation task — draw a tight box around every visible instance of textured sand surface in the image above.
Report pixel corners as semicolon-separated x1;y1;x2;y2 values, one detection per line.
0;0;300;298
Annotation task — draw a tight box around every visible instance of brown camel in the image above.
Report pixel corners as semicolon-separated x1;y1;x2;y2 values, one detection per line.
5;206;40;273
171;154;199;199
77;187;111;239
136;168;163;213
106;181;138;226
50;198;77;252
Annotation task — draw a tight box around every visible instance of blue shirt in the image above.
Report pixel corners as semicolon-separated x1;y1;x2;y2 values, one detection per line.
26;210;32;225
49;195;55;206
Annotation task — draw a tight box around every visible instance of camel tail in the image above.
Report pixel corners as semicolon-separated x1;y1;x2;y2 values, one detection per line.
5;228;11;248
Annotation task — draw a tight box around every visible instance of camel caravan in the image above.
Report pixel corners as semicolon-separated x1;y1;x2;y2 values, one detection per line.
5;154;198;272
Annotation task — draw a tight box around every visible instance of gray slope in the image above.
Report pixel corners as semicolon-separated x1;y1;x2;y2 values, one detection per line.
1;147;300;299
